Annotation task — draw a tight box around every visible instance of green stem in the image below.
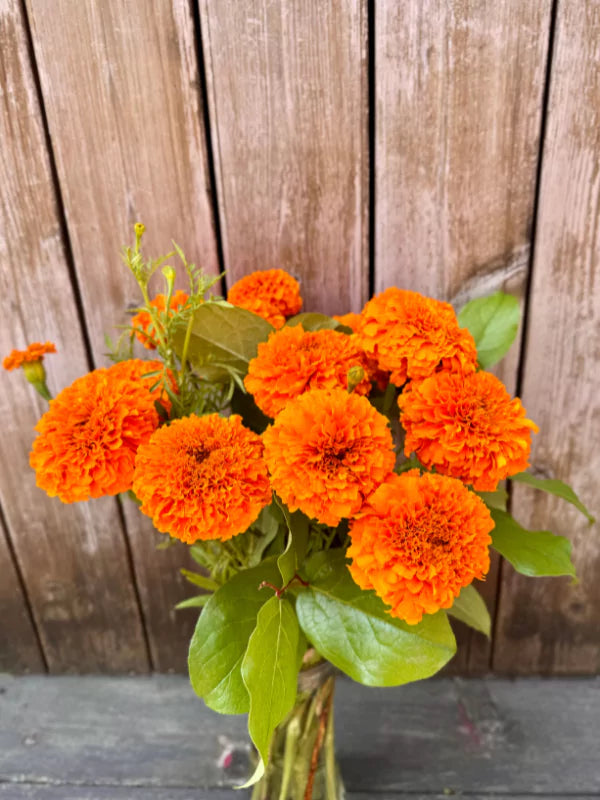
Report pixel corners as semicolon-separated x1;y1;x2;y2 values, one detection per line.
179;312;195;382
32;381;52;402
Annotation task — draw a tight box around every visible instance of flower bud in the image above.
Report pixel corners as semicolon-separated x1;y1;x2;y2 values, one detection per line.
347;365;365;394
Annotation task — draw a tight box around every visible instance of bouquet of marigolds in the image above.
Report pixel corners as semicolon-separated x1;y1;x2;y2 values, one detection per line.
5;224;593;800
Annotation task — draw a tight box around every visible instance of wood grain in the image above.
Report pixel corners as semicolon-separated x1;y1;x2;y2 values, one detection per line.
1;675;598;794
24;0;219;671
0;518;44;673
199;0;368;315
0;0;147;672
375;1;552;674
494;1;600;674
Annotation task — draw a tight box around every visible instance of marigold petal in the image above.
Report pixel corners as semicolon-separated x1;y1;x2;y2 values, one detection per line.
245;325;373;418
227;269;302;328
348;471;493;624
133;414;271;543
399;370;538;491
262;387;395;526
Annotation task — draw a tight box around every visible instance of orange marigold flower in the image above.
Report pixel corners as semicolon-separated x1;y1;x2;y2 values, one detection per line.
108;358;175;410
262;388;395;526
357;288;477;386
3;341;56;371
227;269;302;329
332;312;361;332
133;414;271;543
348;470;493;624
399;370;539;491
131;290;189;349
30;368;160;503
245;325;373;418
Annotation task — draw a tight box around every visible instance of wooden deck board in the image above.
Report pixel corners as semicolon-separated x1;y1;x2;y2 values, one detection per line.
0;675;598;797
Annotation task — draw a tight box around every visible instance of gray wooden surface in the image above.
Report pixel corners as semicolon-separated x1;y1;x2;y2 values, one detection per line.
0;675;598;798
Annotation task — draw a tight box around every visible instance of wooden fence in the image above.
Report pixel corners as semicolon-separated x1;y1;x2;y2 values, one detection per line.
1;0;598;675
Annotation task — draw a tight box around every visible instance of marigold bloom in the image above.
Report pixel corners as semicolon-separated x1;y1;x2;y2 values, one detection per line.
245;325;373;418
30;368;160;503
332;312;361;332
227;269;302;328
263;388;395;526
108;358;175;410
133;414;271;543
348;470;493;624
3;342;56;370
131;290;189;349
357;288;477;386
399;370;538;491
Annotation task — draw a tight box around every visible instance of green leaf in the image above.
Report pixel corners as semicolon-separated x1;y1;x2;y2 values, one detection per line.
491;509;576;578
511;472;595;523
296;551;456;686
276;500;310;586
285;312;350;333
173;301;273;382
175;594;211;610
476;487;508;511
230;385;271;430
241;596;300;778
180;569;219;592
188;559;281;714
458;291;520;369
447;584;491;637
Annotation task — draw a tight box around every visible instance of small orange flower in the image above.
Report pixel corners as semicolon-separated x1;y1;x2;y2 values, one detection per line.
348;470;493;624
108;359;175;410
133;414;271;543
227;269;302;328
131;290;189;349
3;342;56;371
245;325;373;418
30;368;160;503
357;288;477;386
399;370;538;491
263;388;395;526
332;312;361;332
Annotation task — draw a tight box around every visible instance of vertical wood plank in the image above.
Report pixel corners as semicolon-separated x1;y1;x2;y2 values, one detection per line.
494;1;600;674
199;0;368;315
375;1;552;673
25;0;219;671
0;515;44;673
0;0;148;672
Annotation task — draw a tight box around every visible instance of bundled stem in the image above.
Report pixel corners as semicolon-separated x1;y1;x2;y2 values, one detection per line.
251;662;344;800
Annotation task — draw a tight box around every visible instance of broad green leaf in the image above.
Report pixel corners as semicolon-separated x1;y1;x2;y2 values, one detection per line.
491;509;576;578
241;596;300;778
180;569;219;592
458;292;520;369
476;487;508;511
230;386;271;429
285;312;350;333
246;501;285;568
276;500;310;586
296;551;456;686
173;301;273;382
188;559;281;714
512;472;595;523
175;594;210;610
447;584;491;637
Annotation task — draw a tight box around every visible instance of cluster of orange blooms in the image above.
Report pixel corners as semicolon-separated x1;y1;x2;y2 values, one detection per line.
7;269;538;625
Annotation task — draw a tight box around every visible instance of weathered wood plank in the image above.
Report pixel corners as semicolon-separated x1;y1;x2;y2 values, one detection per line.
375;1;552;674
0;0;147;672
0;517;44;673
25;0;219;671
1;675;598;794
1;792;594;800
494;1;600;674
199;0;368;315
